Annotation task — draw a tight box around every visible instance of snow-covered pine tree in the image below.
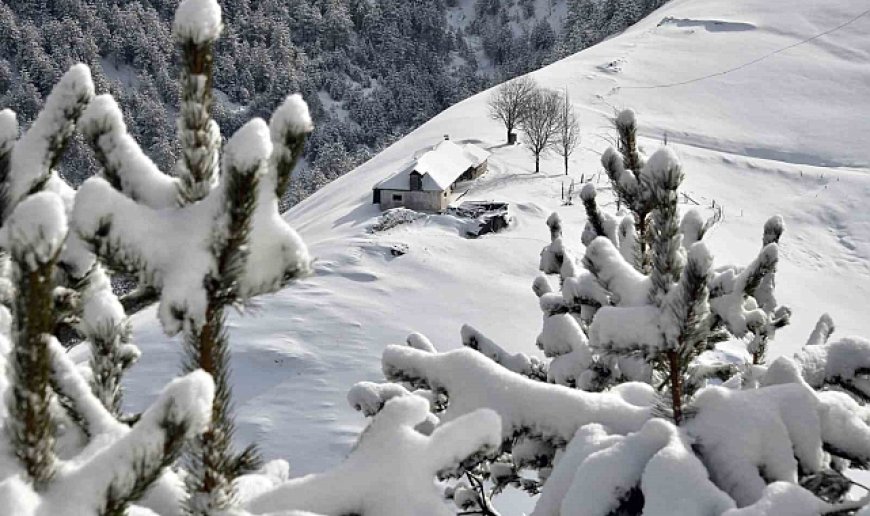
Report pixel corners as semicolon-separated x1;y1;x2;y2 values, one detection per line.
570;143;790;423
592;109;654;271
0;65;214;516
356;108;870;513
71;1;316;513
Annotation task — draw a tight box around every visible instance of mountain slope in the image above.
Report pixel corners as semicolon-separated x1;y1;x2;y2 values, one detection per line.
126;0;870;495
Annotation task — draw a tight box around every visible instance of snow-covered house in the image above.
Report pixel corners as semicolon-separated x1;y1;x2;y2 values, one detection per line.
372;140;490;212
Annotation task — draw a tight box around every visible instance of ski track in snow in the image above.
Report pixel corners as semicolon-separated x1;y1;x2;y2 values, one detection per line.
124;0;870;509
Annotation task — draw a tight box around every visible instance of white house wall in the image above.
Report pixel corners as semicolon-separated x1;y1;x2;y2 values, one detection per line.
378;189;449;212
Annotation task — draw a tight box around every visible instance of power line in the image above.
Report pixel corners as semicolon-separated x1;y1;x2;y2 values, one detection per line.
618;5;870;90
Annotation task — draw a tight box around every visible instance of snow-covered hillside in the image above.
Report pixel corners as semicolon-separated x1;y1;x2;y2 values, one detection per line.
127;0;870;499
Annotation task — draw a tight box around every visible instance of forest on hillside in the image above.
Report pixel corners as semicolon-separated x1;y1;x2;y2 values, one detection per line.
0;0;665;207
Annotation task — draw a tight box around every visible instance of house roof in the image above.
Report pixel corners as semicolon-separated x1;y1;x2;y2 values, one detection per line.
375;140;490;192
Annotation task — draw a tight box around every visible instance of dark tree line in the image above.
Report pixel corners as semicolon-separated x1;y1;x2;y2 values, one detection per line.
1;0;669;208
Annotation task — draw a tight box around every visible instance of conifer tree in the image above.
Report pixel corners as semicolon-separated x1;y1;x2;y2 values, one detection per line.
72;1;314;513
596;110;654;271
0;64;214;515
351;107;870;514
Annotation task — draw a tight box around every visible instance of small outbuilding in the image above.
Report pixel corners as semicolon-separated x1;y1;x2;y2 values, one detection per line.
372;140;491;212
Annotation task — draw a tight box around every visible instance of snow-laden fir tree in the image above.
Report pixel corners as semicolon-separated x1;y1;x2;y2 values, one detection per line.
597;109;654;271
71;1;315;513
355;110;870;515
0;2;537;515
0;63;214;516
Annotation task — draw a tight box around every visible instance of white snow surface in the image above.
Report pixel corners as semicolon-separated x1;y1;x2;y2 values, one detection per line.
125;0;870;512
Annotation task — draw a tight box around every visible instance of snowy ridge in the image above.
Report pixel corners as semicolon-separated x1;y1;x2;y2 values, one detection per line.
125;0;870;510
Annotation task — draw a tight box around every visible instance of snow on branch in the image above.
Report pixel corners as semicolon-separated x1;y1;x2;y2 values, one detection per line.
78;95;179;209
173;0;222;45
72;119;311;335
347;381;412;417
270;94;314;199
0;109;17;164
3;65;93;221
686;384;826;506
244;396;501;516
462;324;547;380
0;367;214;516
709;244;778;337
0;192;67;269
583;237;649;306
382;346;652;445
536;419;735;516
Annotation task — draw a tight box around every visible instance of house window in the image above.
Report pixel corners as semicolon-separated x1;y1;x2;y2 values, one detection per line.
392;194;403;202
410;172;423;191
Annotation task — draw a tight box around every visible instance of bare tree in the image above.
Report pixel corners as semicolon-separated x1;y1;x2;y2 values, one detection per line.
555;89;581;175
520;87;561;173
488;76;537;145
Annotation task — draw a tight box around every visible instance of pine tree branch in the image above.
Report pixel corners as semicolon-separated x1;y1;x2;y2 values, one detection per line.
100;402;190;516
120;285;160;315
2;65;93;223
176;36;220;204
78;95;179;209
8;248;60;488
185;138;263;513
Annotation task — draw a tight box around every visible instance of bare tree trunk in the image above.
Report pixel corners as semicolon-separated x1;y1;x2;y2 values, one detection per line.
564;154;568;175
535;154;540;173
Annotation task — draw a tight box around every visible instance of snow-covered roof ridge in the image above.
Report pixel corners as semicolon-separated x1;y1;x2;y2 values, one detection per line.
376;140;491;191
